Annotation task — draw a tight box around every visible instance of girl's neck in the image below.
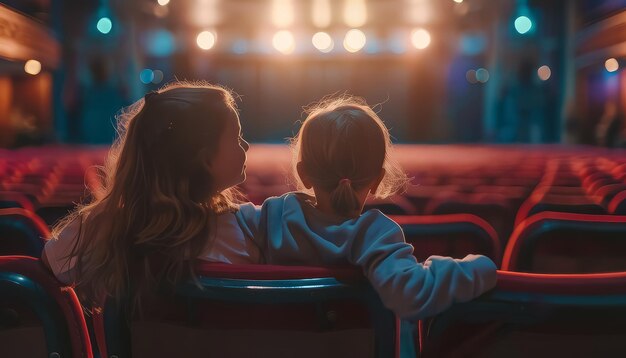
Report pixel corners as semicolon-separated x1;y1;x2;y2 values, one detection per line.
311;187;368;219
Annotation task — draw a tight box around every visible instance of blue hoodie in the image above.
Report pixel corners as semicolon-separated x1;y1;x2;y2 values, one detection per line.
235;192;497;320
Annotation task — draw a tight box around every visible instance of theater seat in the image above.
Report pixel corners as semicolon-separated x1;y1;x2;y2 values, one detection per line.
0;208;49;256
502;212;626;273
0;255;92;358
95;263;398;358
392;214;501;265
0;191;35;211
419;270;626;357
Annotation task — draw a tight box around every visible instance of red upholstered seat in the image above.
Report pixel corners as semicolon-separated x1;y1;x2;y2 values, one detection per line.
0;255;92;358
95;263;398;358
503;212;626;273
419;270;626;357
392;214;501;264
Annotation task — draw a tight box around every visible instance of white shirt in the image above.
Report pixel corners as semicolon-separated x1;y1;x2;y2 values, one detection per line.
44;208;261;284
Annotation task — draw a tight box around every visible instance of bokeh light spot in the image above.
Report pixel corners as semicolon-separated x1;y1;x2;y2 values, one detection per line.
537;65;551;81
605;58;619;72
196;31;216;50
140;69;154;84
514;16;532;34
24;60;41;75
344;29;366;53
96;17;112;34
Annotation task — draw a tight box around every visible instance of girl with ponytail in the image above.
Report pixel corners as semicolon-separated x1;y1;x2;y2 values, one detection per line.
237;94;497;320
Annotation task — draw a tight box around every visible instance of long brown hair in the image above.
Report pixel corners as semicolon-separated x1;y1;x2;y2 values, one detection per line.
291;95;408;217
52;81;241;308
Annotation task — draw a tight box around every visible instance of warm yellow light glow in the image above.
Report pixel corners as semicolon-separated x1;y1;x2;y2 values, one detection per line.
312;0;331;28
273;30;295;54
343;0;367;28
343;29;366;53
157;0;170;6
191;0;220;27
453;0;463;3
312;32;334;53
537;65;551;81
153;4;169;17
411;28;431;49
272;0;295;27
196;31;216;50
24;60;41;75
407;0;432;24
605;58;619;72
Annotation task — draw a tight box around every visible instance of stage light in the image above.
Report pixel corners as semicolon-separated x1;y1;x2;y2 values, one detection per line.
273;30;295;54
343;29;366;53
343;0;367;28
312;32;334;53
196;31;216;50
411;28;431;49
605;58;619;72
24;60;41;75
465;69;477;84
272;0;294;27
476;68;489;83
152;70;164;84
453;0;463;3
157;0;169;6
96;17;112;34
140;69;154;84
312;0;331;28
514;16;532;34
537;65;551;81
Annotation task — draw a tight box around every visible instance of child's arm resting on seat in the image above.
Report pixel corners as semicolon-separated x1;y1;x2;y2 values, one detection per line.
352;219;497;321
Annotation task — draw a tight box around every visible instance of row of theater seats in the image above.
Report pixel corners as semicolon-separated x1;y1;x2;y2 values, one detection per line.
2;256;626;357
2;144;626;356
5;204;626;274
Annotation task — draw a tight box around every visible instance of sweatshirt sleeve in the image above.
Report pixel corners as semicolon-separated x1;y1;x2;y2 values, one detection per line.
234;202;267;261
352;218;497;321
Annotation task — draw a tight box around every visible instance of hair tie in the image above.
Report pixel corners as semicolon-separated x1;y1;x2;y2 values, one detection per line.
339;178;351;186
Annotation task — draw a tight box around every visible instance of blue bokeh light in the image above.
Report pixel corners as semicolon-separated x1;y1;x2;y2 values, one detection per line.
145;29;176;57
514;16;532;34
96;17;112;34
459;33;487;56
140;69;154;84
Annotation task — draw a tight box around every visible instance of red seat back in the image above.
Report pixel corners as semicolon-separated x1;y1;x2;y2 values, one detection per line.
0;256;92;357
503;212;626;273
420;270;626;357
392;214;501;264
95;263;399;358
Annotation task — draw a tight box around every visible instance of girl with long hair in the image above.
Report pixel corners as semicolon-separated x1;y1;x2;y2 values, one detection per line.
42;81;258;308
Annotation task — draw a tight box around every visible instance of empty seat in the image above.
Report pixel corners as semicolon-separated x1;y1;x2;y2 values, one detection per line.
419;270;626;357
424;193;514;246
502;212;626;273
392;214;500;264
364;195;417;215
0;255;92;357
0;208;49;256
95;263;398;358
0;191;34;211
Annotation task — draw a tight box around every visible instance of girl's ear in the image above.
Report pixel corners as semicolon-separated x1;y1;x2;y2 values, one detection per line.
296;162;313;189
370;168;386;195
